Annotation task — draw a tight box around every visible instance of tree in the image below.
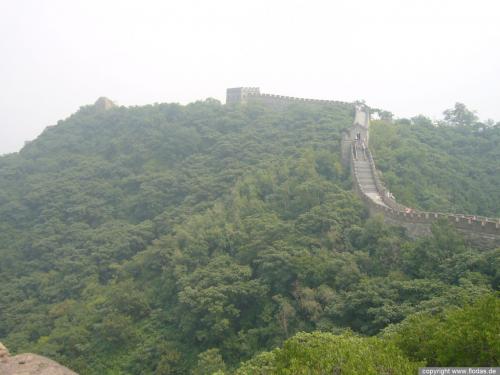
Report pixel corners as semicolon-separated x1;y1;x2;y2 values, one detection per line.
192;349;226;375
1;93;497;374
443;102;478;126
236;332;422;374
379;110;393;121
385;294;500;366
411;114;433;127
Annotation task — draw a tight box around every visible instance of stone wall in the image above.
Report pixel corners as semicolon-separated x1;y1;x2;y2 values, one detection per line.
225;87;500;247
94;97;115;111
349;108;500;248
246;92;352;107
225;87;353;107
226;87;261;104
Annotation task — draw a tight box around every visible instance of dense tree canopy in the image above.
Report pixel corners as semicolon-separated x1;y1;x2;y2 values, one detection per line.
370;117;500;216
235;332;423;375
0;99;498;374
235;295;499;374
383;294;500;367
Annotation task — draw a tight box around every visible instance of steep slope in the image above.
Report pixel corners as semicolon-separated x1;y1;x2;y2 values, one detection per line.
0;99;498;374
370;120;500;217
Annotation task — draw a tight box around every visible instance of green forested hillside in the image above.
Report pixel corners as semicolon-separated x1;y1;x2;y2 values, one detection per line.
370;119;500;217
235;294;499;374
0;100;498;374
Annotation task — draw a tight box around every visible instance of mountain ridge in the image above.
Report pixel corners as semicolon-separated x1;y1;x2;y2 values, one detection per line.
0;97;498;374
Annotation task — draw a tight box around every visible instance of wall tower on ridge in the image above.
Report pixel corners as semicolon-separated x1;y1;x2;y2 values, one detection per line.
226;87;261;104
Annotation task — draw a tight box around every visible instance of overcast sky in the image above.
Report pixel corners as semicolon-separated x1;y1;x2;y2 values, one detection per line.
1;0;499;154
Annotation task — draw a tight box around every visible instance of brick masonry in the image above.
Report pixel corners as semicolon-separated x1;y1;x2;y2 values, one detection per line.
226;88;500;248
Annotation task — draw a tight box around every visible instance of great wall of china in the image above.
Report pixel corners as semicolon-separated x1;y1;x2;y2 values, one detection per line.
226;87;500;248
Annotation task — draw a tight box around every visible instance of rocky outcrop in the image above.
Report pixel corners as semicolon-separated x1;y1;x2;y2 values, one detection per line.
0;342;77;375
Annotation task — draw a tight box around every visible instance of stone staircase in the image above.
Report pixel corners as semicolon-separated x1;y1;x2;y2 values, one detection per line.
353;142;389;207
349;107;499;247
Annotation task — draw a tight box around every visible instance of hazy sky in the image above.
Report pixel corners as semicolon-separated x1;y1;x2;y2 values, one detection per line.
1;0;499;154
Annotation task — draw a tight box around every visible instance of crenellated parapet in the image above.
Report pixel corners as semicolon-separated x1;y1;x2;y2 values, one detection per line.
225;87;500;246
246;92;352;107
349;107;500;248
226;87;353;107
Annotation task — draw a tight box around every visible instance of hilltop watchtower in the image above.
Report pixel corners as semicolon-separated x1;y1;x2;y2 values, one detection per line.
226;87;260;104
94;97;116;111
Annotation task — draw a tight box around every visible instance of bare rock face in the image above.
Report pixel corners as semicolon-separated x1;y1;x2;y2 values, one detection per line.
0;342;78;375
0;342;10;360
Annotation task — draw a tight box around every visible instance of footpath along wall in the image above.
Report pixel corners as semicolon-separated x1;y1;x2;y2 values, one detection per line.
349;106;500;248
226;87;500;248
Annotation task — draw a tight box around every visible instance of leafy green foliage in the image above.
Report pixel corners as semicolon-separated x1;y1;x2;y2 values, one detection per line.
235;331;423;374
0;99;497;373
192;349;227;375
370;118;500;216
384;294;500;366
443;102;478;127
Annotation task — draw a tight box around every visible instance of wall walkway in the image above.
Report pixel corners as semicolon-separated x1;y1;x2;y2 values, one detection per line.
226;87;500;248
350;107;500;248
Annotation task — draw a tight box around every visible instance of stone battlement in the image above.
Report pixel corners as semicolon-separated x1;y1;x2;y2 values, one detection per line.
226;87;261;104
349;107;500;248
225;87;500;246
226;87;353;107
